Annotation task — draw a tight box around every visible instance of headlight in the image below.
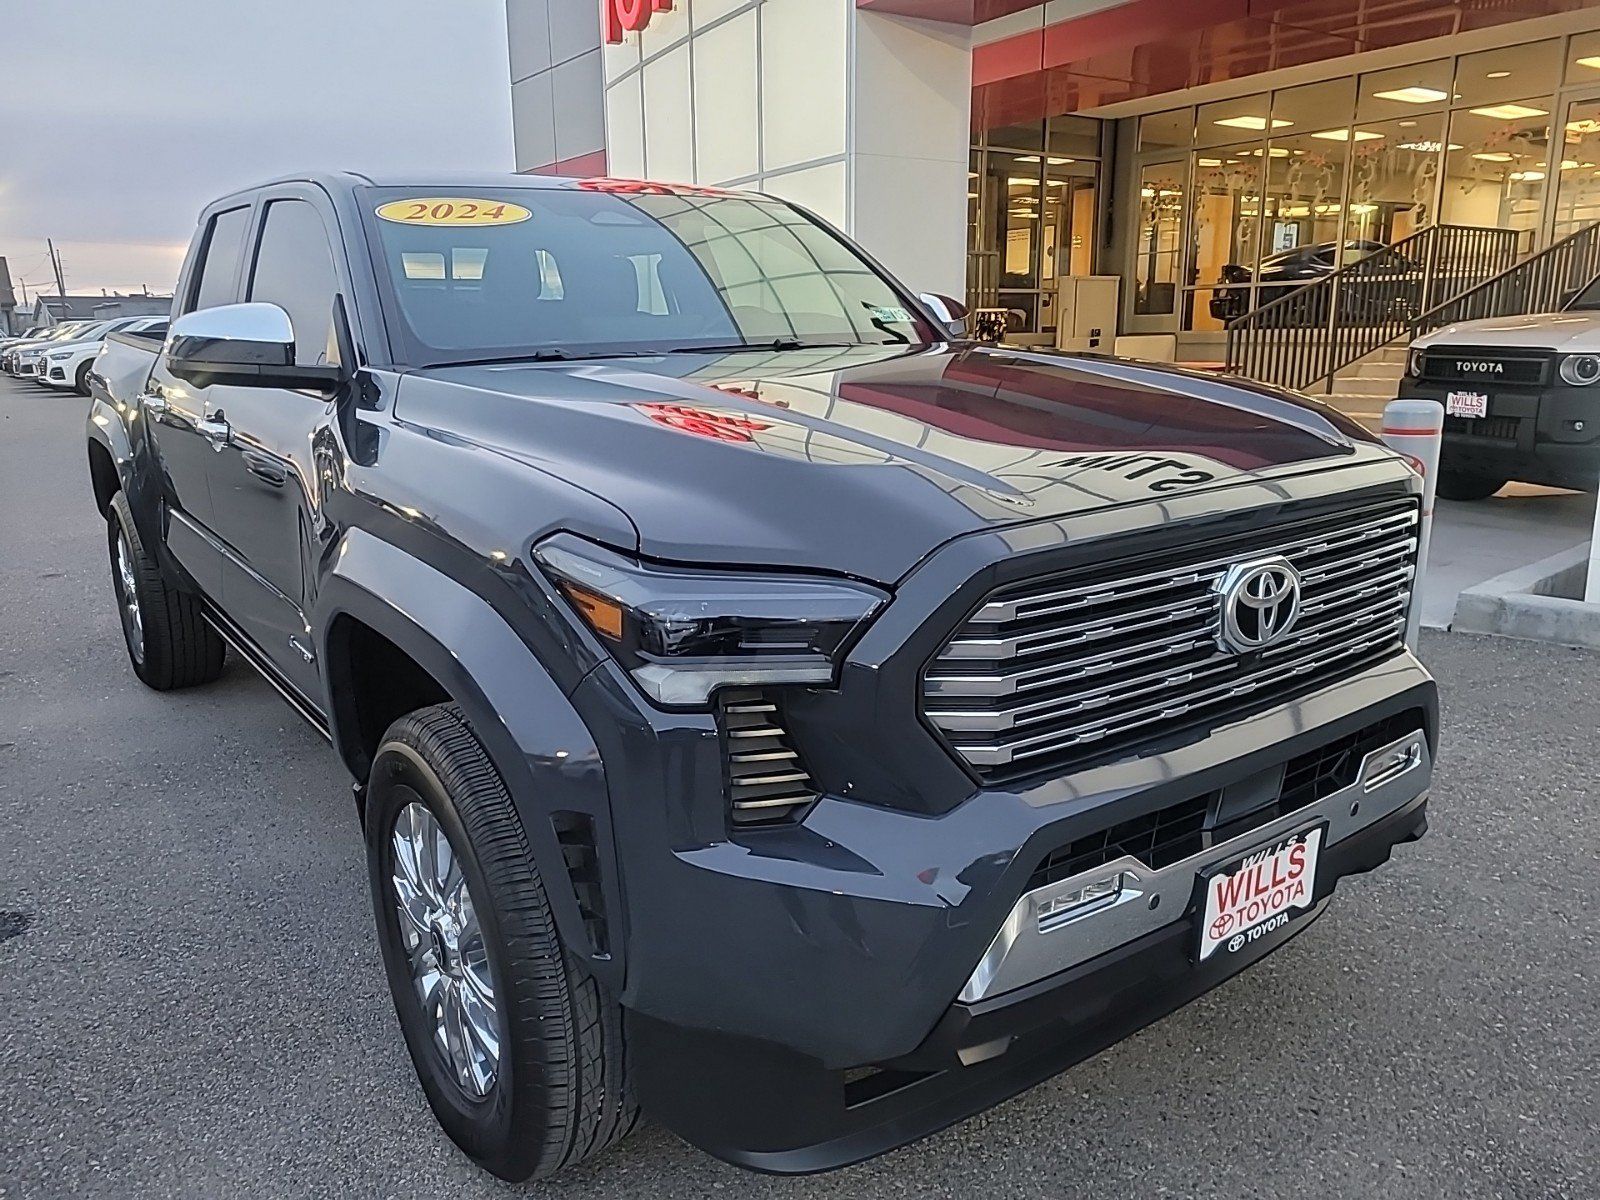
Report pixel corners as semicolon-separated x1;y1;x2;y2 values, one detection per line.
1559;354;1600;386
533;533;889;708
1407;347;1426;378
47;350;71;361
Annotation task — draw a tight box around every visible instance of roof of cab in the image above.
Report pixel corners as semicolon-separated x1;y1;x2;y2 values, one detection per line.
205;171;751;209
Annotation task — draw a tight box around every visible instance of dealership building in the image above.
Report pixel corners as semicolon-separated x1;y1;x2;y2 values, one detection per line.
507;0;1600;383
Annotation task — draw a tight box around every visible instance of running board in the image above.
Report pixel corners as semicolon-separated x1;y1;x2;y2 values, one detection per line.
201;608;332;743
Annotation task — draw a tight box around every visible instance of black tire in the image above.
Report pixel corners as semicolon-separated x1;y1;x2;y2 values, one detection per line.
365;704;636;1182
75;360;93;396
107;490;226;689
1436;468;1508;502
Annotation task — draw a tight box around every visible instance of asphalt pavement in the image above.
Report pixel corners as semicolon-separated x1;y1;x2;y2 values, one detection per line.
1;375;1596;1199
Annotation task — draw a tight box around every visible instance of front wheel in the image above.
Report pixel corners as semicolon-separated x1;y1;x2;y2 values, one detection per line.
75;360;94;396
365;704;636;1181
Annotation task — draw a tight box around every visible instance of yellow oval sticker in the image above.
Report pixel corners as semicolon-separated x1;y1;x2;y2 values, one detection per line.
375;198;532;227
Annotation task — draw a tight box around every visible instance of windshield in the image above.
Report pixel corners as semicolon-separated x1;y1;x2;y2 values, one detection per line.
363;185;938;365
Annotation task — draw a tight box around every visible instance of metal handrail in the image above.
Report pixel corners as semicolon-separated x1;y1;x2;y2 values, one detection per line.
1408;221;1600;339
1224;223;1522;391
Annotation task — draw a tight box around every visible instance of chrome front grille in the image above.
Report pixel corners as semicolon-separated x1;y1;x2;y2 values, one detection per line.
923;498;1419;778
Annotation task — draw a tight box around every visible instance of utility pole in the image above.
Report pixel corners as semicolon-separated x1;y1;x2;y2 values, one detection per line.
47;238;67;306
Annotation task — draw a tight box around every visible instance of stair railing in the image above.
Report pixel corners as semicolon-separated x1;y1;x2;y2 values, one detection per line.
1408;221;1600;340
1224;224;1522;392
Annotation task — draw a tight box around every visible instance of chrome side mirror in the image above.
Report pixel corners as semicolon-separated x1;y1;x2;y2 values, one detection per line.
166;302;342;389
919;292;970;338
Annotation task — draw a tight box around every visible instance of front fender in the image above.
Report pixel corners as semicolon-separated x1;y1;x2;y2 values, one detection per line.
316;529;623;989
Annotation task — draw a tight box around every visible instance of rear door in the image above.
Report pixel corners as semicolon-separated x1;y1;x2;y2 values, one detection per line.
142;203;254;599
204;189;345;700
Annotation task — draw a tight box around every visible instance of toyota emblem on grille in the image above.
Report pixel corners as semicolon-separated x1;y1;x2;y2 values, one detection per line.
1214;556;1301;654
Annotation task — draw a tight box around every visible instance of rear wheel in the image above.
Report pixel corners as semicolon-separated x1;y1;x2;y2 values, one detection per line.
1436;468;1508;502
106;490;226;689
366;704;636;1181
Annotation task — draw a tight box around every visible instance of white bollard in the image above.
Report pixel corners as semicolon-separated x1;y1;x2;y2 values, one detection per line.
1380;398;1444;651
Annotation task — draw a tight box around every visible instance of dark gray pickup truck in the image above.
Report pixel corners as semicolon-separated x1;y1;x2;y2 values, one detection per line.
86;172;1436;1180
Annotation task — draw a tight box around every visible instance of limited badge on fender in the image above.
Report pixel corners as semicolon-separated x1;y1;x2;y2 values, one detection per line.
375;198;533;227
1197;825;1323;961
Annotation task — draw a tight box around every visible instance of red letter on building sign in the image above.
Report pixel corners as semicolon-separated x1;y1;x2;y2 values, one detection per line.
603;0;673;44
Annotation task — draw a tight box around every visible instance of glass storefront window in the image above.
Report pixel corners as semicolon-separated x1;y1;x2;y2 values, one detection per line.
1196;94;1275;148
1040;159;1097;290
980;150;1043;290
1344;114;1446;245
1134;161;1185;315
1140;108;1193;151
1454;42;1559;108
1553;96;1600;239
1565;31;1600;84
987;121;1045;152
1048;115;1101;158
1357;60;1452;123
1441;100;1553;239
1185;148;1262;330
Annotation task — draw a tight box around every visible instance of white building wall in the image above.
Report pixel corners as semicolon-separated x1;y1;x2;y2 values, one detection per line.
598;0;971;295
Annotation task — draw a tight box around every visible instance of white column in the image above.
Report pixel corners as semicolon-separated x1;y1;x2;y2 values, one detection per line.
598;0;974;295
845;10;972;297
1586;495;1600;603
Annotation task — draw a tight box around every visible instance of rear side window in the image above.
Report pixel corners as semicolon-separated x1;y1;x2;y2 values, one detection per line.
190;207;250;313
247;199;340;367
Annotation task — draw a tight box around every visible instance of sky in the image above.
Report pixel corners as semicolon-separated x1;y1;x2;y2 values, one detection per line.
0;0;514;300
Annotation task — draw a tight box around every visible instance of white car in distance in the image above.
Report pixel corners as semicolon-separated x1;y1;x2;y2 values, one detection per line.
36;316;168;395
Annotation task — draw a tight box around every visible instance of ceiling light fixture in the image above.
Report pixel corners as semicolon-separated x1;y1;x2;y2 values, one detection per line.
1486;70;1512;79
1310;129;1385;141
1212;115;1292;130
1469;103;1549;120
1471;151;1516;162
1372;86;1451;104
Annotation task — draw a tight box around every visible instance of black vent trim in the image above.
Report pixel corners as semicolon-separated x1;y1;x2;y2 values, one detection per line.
551;811;609;957
1026;709;1425;893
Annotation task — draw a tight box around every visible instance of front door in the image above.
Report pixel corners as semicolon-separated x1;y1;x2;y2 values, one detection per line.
204;193;346;704
143;203;254;600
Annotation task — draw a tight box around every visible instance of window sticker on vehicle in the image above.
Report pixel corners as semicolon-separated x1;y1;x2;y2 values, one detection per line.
375;198;532;227
868;305;913;323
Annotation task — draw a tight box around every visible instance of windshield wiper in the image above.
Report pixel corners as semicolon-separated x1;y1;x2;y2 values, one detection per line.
666;339;857;354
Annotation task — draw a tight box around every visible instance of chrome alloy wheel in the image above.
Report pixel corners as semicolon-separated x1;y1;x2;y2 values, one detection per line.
390;801;500;1097
114;530;144;663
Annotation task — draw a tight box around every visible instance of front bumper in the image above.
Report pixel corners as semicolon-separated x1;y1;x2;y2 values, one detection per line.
1404;377;1600;490
632;786;1428;1173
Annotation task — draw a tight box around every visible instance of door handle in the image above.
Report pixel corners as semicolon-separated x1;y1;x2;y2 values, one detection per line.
138;391;168;416
197;414;231;449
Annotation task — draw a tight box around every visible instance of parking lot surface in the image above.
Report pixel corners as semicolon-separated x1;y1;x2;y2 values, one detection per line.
1;375;1596;1199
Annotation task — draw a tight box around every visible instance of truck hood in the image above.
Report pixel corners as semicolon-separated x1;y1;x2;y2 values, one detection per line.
1413;310;1600;351
399;344;1374;582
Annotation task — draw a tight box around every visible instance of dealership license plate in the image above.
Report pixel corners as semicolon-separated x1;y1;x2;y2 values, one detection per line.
1446;390;1489;418
1197;825;1323;961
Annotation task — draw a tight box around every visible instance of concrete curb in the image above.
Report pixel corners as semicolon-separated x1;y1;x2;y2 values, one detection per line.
1452;543;1600;649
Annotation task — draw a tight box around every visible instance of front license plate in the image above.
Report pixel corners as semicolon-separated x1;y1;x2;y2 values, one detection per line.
1446;390;1489;418
1197;825;1323;961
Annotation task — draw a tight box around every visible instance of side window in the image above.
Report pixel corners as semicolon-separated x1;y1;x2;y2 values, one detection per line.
247;199;340;367
189;207;250;313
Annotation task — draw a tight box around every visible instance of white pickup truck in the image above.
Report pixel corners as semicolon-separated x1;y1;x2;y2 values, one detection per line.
1402;291;1600;499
